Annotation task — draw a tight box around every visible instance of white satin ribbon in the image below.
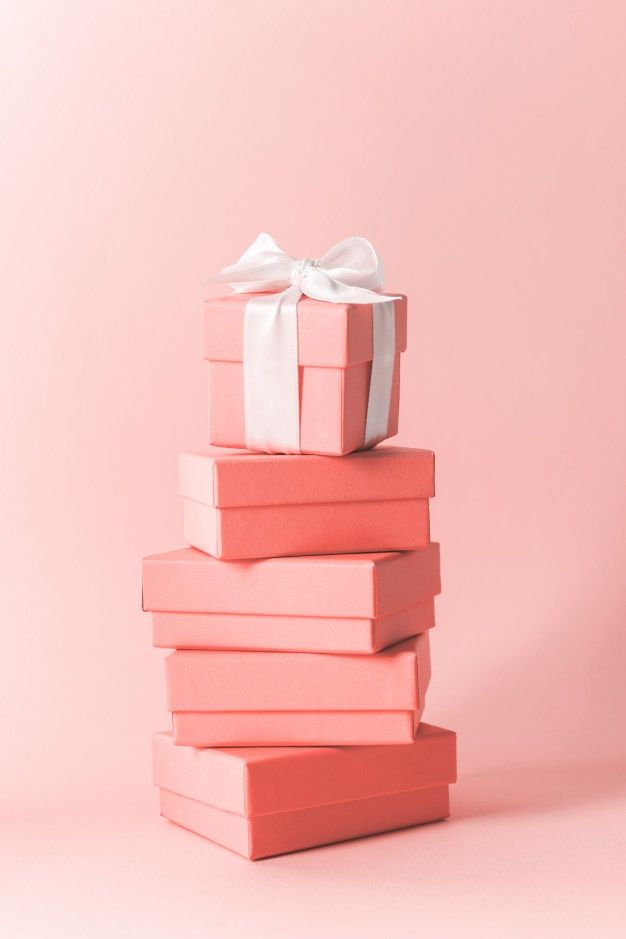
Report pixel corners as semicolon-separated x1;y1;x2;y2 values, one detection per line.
364;298;397;448
208;233;399;454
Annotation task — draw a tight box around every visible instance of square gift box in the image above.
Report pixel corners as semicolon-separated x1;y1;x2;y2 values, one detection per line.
203;294;407;456
143;543;440;654
165;633;431;747
179;445;434;560
154;722;456;860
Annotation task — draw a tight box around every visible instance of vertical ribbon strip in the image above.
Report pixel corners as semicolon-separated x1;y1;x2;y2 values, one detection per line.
243;285;301;454
363;299;396;448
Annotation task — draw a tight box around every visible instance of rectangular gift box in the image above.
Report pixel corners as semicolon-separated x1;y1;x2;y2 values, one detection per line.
179;445;434;559
143;542;441;654
154;722;456;859
203;294;407;456
165;633;430;746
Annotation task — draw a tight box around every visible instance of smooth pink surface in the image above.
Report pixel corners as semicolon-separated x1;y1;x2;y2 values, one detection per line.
154;724;455;857
183;495;431;559
179;446;435;506
166;634;431;745
145;543;439;653
151;599;436;655
153;723;456;816
179;446;435;560
143;544;441;618
179;446;433;558
160;784;451;861
171;709;423;748
2;1;625;935
165;632;431;747
166;635;430;712
159;784;451;861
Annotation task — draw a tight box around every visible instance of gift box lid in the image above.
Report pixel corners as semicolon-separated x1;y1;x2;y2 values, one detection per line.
142;542;440;618
179;446;434;509
202;294;407;367
165;633;429;712
152;722;456;817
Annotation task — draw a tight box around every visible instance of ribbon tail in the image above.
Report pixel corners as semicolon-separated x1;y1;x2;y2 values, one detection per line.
243;285;302;454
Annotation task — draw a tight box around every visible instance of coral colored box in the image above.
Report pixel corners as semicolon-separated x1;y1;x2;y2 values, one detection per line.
166;634;430;746
179;446;434;559
154;722;456;859
143;543;441;654
203;294;407;455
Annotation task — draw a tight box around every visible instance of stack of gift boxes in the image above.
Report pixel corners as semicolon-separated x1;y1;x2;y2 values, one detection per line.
142;284;457;860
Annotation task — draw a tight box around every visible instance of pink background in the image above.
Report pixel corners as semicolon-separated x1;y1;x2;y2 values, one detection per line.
1;1;625;935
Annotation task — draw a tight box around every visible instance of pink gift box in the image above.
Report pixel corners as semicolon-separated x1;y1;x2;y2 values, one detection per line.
203;293;407;456
165;634;430;746
143;543;441;654
154;722;456;859
179;445;434;559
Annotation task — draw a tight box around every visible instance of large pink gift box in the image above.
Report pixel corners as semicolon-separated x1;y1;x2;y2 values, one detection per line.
165;634;430;746
154;722;456;860
143;543;440;654
203;294;407;456
179;445;433;560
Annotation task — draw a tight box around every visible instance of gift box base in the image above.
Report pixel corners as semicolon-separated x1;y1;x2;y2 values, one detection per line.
171;708;422;746
207;355;401;457
153;723;456;857
152;598;436;654
159;783;450;860
183;496;430;560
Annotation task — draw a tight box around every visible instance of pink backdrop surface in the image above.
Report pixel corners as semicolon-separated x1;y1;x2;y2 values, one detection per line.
1;1;625;936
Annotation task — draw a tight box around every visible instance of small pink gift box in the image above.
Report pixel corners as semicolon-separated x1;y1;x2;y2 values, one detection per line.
154;722;456;859
165;634;430;747
142;543;440;654
179;445;433;560
203;294;407;455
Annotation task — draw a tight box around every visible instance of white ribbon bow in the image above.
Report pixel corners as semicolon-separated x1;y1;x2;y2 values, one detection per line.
209;233;399;454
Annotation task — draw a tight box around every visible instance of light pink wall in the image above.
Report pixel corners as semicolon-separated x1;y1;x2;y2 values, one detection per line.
1;0;625;816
